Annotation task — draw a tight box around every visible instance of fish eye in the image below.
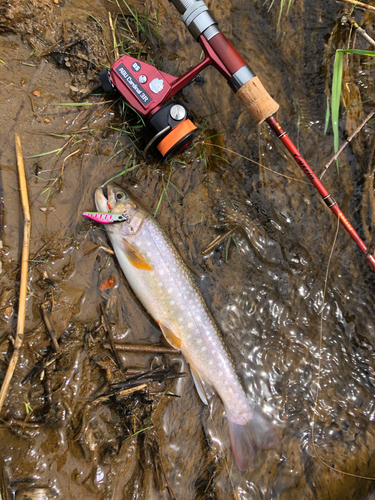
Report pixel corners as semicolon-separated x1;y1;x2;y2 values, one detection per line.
116;192;125;200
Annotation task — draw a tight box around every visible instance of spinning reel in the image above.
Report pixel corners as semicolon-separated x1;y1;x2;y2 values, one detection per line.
99;0;278;159
99;39;225;159
99;55;200;159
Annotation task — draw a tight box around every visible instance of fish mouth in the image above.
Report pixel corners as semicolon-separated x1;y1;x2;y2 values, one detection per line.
95;184;116;212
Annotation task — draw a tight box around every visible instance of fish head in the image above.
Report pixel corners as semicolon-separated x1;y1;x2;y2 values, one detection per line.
95;183;146;236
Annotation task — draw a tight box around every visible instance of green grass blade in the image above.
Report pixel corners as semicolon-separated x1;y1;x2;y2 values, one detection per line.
324;97;330;136
51;102;104;106
340;49;375;57
153;189;165;217
277;0;285;28
30;148;63;158
101;157;140;186
331;50;343;165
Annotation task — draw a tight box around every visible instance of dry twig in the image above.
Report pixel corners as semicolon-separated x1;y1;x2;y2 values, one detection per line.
338;0;375;12
346;16;375;47
102;342;178;354
0;134;31;414
320;107;375;179
201;227;239;255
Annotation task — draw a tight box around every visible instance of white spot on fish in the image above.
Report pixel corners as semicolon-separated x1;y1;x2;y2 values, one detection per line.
170;300;175;305
147;252;151;257
188;322;193;328
168;287;173;293
158;282;163;287
208;360;214;366
160;269;165;276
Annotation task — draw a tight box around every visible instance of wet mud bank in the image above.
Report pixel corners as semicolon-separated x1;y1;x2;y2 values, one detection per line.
1;0;375;498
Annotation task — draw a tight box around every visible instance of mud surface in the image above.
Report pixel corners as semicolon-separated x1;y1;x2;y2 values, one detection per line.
1;0;375;499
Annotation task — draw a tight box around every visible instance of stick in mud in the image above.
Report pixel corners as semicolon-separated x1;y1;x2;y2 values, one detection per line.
40;301;61;353
100;302;124;371
102;342;179;354
0;186;3;274
0;134;31;415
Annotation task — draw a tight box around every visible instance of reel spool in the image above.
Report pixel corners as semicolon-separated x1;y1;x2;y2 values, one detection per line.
144;102;197;159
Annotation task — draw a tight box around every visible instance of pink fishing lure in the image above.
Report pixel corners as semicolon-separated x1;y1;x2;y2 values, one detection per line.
82;211;129;224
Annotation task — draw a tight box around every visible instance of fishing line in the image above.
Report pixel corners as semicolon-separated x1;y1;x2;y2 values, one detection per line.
311;217;375;481
203;142;311;184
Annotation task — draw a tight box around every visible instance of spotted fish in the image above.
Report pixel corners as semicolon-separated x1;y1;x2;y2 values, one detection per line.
93;183;279;470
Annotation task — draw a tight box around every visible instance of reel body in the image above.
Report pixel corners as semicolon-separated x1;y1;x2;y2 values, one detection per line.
99;37;230;158
100;55;198;158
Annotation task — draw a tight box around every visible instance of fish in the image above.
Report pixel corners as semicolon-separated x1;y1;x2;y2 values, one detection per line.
93;183;279;470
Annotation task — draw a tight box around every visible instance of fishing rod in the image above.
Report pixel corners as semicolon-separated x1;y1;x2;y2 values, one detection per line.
98;0;375;269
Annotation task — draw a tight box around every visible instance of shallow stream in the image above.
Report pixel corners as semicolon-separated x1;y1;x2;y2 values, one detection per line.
1;0;375;498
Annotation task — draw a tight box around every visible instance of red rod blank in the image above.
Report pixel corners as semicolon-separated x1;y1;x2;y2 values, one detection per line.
266;115;375;270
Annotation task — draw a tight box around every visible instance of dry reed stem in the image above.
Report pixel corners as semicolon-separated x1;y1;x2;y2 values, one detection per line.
338;0;375;12
320;107;375;179
108;12;119;61
0;191;3;274
0;134;31;415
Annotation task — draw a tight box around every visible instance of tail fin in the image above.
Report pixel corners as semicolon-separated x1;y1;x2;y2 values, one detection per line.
227;408;280;471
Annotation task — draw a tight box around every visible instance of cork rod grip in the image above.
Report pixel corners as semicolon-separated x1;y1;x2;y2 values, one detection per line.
236;77;279;125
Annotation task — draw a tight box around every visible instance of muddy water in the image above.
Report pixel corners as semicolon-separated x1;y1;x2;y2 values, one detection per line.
1;0;375;498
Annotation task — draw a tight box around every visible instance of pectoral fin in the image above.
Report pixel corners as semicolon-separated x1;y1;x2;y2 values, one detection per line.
158;322;181;350
120;238;153;270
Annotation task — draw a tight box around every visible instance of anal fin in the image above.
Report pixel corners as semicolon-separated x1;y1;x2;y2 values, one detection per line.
120;238;153;270
190;364;209;405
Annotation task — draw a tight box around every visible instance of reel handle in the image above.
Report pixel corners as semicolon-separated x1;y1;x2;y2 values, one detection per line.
236;77;279;125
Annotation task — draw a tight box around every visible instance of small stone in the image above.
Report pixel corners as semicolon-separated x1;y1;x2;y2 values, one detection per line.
53;0;59;4
40;207;47;212
4;307;12;317
44;117;51;124
32;89;41;97
65;61;71;67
